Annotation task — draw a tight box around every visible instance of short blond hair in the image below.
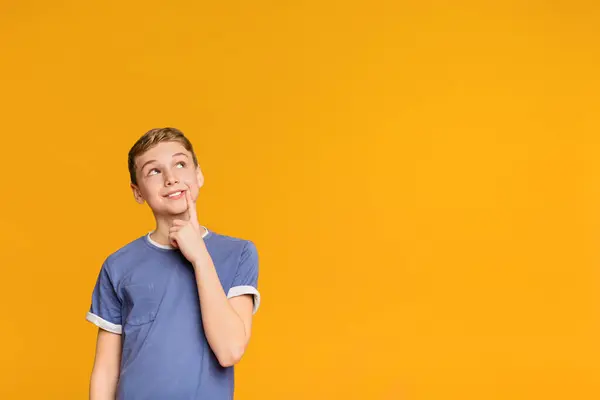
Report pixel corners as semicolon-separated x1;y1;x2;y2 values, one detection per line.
128;127;198;184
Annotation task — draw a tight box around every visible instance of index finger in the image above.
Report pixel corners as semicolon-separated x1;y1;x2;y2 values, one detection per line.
185;184;197;221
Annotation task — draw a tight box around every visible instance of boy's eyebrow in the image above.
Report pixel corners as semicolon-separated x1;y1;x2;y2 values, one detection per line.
139;159;157;172
139;153;189;171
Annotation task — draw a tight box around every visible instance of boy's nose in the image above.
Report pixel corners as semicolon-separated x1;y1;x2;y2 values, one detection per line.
165;175;179;186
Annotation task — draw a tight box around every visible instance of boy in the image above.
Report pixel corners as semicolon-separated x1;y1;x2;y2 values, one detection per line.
86;127;260;399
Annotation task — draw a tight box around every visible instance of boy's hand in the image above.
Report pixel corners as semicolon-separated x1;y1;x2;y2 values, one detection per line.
169;185;207;265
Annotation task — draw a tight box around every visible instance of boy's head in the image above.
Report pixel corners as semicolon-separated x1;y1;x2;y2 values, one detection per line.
128;127;204;216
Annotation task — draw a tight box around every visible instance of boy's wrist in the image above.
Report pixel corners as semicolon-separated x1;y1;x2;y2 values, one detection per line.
191;241;211;269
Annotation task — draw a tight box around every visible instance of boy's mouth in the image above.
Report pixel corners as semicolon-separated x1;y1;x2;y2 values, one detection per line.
164;190;185;200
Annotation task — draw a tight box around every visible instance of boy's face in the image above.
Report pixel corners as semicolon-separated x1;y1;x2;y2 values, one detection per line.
131;141;203;216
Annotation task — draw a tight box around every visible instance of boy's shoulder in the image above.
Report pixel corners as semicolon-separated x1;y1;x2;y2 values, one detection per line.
209;230;258;255
102;235;148;272
209;230;254;245
203;230;258;263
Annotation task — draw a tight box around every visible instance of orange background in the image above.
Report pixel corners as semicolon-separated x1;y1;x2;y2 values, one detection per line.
1;1;599;399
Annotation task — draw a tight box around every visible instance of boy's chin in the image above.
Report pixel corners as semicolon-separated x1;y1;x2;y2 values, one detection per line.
152;203;188;217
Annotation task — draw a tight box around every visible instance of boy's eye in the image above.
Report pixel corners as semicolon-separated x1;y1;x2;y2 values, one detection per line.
146;162;185;176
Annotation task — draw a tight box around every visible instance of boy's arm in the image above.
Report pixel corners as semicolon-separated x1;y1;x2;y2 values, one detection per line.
193;257;255;367
90;329;121;400
169;189;257;368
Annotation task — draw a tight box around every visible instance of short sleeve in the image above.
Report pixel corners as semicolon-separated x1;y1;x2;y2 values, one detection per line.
86;261;123;334
226;241;261;314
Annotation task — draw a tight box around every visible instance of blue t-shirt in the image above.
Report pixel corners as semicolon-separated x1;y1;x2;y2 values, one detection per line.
86;227;260;400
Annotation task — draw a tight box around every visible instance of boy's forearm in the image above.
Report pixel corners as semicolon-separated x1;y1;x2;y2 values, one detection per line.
90;328;121;400
192;251;248;367
90;369;118;400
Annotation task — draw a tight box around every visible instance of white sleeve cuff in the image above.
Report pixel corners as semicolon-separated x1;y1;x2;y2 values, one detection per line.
227;285;261;315
86;312;123;334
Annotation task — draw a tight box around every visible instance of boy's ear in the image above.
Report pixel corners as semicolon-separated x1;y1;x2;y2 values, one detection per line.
196;165;205;189
130;183;145;204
